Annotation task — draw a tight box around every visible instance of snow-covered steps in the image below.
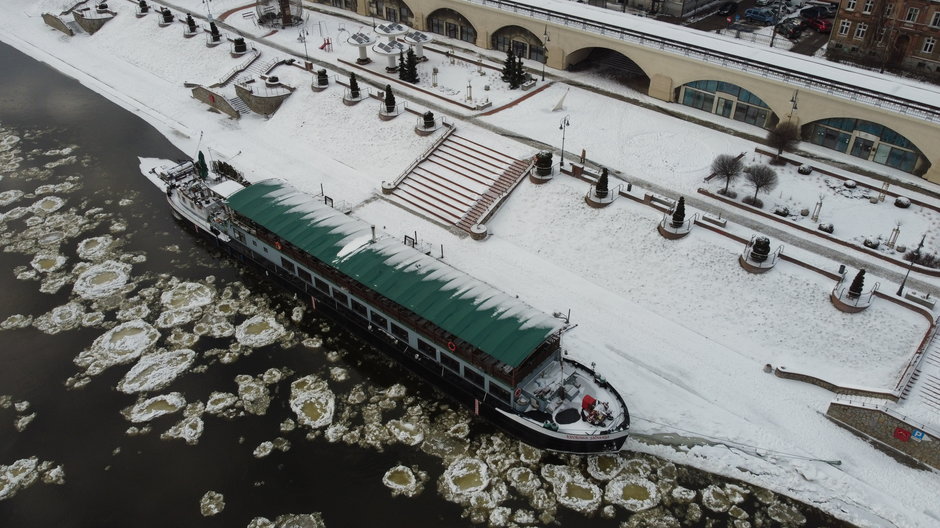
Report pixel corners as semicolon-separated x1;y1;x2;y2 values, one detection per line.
387;133;532;236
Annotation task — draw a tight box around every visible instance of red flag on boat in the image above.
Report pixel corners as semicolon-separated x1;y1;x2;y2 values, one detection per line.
582;394;597;410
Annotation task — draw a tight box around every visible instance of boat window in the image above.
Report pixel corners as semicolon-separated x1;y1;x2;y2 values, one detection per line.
440;353;460;373
297;268;312;283
416;339;437;360
280;257;295;274
333;290;348;306
350;299;367;317
314;277;330;293
390;322;409;341
463;367;484;388
489;383;511;403
370;311;388;329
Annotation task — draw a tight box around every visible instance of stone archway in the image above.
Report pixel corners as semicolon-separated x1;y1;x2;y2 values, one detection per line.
674;80;777;129
490;25;546;63
372;0;415;25
565;47;651;93
804;117;929;175
426;8;477;45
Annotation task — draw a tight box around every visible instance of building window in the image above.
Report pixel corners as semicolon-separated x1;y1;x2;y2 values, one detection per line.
839;20;851;35
862;0;873;13
370;311;388;329
416;339;437;360
350;299;367;318
333;290;348;307
489;383;511;404
931;12;940;27
924;37;936;53
280;257;295;274
877;27;887;43
906;8;920;22
297;268;312;283
390;322;409;341
440;353;460;373
854;23;867;39
314;277;330;293
846;0;856;10
463;367;484;388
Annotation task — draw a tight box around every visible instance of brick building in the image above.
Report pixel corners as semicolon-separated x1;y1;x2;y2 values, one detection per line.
828;0;940;81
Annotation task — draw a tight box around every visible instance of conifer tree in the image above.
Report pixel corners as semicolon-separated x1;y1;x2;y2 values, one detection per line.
405;48;419;83
848;269;866;298
384;84;396;113
196;151;208;180
398;52;406;81
501;49;516;84
349;72;360;99
671;196;686;228
595;167;609;199
512;56;526;88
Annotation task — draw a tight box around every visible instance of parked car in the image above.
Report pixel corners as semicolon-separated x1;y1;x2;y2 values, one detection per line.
800;5;830;19
717;1;738;15
777;18;806;39
745;7;778;24
755;0;774;5
807;17;833;32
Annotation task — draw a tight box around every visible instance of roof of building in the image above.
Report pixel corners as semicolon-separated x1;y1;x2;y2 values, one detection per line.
226;179;563;367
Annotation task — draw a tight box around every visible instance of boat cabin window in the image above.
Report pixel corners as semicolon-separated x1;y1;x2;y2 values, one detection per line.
463;367;484;388
489;384;511;403
350;299;367;318
333;290;348;306
280;257;295;274
297;268;312;283
235;230;245;242
314;277;330;293
370;311;388;329
416;339;437;360
440;353;460;373
390;322;409;341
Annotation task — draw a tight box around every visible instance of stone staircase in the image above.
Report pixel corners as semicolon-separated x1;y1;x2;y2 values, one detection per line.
388;134;532;234
900;337;940;414
227;96;251;115
235;57;280;86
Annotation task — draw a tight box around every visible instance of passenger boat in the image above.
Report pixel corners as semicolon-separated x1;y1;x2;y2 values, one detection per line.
146;157;630;453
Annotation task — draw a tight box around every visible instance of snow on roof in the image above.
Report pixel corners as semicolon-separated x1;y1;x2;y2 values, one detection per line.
226;179;563;367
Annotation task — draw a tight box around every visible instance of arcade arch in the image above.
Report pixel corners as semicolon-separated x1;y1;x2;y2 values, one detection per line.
804;117;928;174
677;80;775;129
372;0;415;25
426;9;477;44
490;25;546;63
566;47;651;92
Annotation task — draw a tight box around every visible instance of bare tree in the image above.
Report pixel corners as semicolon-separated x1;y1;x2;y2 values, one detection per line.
744;164;778;205
767;122;800;159
711;155;743;196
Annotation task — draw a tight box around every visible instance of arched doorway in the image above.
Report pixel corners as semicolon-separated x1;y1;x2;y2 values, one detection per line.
677;80;773;128
806;117;928;174
372;0;414;25
490;25;546;63
566;47;650;93
426;8;477;44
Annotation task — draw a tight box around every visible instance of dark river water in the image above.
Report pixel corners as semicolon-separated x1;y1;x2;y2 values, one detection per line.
0;41;853;528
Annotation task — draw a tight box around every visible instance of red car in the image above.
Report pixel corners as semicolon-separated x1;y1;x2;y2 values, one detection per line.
808;18;832;32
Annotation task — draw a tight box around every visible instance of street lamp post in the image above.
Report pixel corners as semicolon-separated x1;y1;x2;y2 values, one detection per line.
204;0;213;21
559;115;570;168
299;29;309;61
542;26;550;81
897;233;926;296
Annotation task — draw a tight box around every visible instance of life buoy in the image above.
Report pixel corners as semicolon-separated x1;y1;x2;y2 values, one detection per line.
447;341;456;352
514;388;522;398
274;241;282;250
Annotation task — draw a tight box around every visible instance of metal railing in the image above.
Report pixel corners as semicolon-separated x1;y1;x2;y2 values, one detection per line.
463;0;940;122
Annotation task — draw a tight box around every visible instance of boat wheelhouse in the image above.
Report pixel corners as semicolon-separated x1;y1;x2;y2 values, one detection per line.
149;163;629;453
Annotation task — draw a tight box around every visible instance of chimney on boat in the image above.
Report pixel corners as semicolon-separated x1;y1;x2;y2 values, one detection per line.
371;225;375;242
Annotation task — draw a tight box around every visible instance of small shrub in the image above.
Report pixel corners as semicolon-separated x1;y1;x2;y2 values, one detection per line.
772;206;789;217
818;223;834;234
742;196;764;208
895;196;911;208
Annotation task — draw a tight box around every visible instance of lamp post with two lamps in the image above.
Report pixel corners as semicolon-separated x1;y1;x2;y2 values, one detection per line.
559;115;571;168
541;26;550;81
786;90;798;124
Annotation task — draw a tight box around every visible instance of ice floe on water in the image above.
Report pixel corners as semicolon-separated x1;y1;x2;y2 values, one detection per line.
542;464;602;515
205;391;239;416
14;413;36;432
0;457;65;501
440;457;490;503
121;392;186;423
0;189;23;207
72;260;132;299
33;301;84;334
162;414;204;445
117;348;196;394
30;195;64;215
289;375;335;429
76;235;113;261
199;490;224;517
236;374;273;416
30;253;66;273
382;465;428;497
252;438;290;459
248;513;325;528
161;281;214;310
235;314;286;348
75;319;160;376
604;475;661;513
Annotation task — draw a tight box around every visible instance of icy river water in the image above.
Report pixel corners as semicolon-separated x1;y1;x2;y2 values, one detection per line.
0;41;854;528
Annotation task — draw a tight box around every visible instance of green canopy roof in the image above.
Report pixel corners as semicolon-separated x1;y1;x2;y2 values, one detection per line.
226;180;562;367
